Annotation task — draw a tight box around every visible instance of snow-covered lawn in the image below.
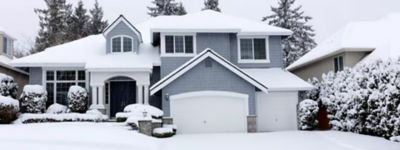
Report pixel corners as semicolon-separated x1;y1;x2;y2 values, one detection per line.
0;123;398;150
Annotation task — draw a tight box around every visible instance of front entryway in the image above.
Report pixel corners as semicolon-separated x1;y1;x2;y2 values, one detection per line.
170;91;248;134
110;81;136;117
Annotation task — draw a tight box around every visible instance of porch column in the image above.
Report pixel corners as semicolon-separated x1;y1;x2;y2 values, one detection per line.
89;85;105;110
98;84;104;107
137;84;143;104
144;84;149;105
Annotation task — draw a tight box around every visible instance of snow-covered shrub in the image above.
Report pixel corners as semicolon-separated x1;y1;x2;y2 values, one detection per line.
14;111;108;124
46;103;67;114
19;85;47;113
0;95;19;124
298;99;319;130
116;104;163;122
314;59;400;139
0;73;18;99
68;86;88;113
153;127;175;138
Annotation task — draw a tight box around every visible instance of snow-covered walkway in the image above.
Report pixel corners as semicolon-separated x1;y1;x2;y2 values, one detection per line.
0;123;398;150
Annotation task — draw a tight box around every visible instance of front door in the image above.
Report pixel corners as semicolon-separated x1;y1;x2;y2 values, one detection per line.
110;81;136;117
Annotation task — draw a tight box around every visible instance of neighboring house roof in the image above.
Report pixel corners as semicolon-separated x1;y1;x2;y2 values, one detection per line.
150;49;269;95
287;13;400;71
0;26;16;40
103;15;143;43
243;68;314;91
0;55;28;75
10;35;160;70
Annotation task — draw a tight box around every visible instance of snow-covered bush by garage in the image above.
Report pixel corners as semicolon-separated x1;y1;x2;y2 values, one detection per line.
0;73;18;99
0;95;19;124
19;85;47;113
298;99;319;130
153;127;175;138
68;86;88;113
46;103;67;114
309;59;400;139
116;104;163;122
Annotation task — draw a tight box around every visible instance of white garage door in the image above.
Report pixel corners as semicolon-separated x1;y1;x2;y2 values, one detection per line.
170;91;248;134
256;91;298;132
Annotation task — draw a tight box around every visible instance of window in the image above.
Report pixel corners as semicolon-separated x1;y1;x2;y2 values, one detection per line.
238;37;269;63
163;35;195;55
111;36;133;53
45;70;86;106
3;37;7;54
334;55;344;72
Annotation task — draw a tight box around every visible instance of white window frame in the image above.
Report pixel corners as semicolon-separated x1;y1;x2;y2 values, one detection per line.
42;68;88;104
111;35;134;53
237;35;270;63
160;33;197;57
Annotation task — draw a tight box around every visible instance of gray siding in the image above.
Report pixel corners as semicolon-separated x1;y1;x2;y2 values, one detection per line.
196;33;231;59
162;58;256;116
105;21;140;54
230;35;283;68
29;67;42;85
160;34;284;79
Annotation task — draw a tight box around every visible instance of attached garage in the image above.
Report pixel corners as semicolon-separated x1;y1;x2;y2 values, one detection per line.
256;91;298;132
170;91;249;134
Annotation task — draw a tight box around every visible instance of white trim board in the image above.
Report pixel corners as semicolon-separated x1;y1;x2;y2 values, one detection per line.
150;48;269;95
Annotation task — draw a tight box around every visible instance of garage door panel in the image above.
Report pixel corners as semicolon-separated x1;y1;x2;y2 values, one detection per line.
170;91;248;134
256;92;298;132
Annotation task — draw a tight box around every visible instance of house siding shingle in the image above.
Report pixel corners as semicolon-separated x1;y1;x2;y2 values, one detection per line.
105;21;140;54
162;58;256;117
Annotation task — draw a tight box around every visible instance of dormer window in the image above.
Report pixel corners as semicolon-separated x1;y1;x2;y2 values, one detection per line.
161;33;196;57
111;35;133;53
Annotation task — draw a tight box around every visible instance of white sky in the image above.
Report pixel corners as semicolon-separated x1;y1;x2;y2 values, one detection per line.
1;0;400;51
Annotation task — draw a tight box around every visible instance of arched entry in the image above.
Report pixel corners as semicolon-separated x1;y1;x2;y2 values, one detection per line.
106;76;136;117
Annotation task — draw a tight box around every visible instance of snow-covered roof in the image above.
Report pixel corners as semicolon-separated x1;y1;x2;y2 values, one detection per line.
243;68;314;91
10;35;160;70
0;55;28;75
138;10;292;39
287;13;400;71
150;48;269;95
0;26;16;40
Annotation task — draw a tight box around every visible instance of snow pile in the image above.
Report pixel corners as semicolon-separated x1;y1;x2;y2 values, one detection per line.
68;86;87;113
390;136;400;142
46;103;67;114
0;73;18;99
309;59;400;138
298;99;319;130
119;104;163;118
19;85;47;113
14;112;108;124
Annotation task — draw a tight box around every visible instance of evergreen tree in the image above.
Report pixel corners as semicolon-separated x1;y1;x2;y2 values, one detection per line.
68;1;90;40
175;2;187;15
202;0;221;12
88;0;108;34
262;0;316;67
34;0;73;52
148;0;186;17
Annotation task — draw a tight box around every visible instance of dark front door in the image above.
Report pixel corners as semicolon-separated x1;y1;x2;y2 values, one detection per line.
110;81;136;117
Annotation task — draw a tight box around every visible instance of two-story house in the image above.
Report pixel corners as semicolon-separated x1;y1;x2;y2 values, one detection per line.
0;27;29;96
11;11;312;133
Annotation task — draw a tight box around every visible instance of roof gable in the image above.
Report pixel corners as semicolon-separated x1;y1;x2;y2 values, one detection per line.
150;48;269;95
103;15;143;43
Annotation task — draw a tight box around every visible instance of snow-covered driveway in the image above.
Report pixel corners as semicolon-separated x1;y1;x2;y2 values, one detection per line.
0;123;398;150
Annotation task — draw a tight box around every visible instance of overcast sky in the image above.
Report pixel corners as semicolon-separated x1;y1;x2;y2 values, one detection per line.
1;0;400;52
